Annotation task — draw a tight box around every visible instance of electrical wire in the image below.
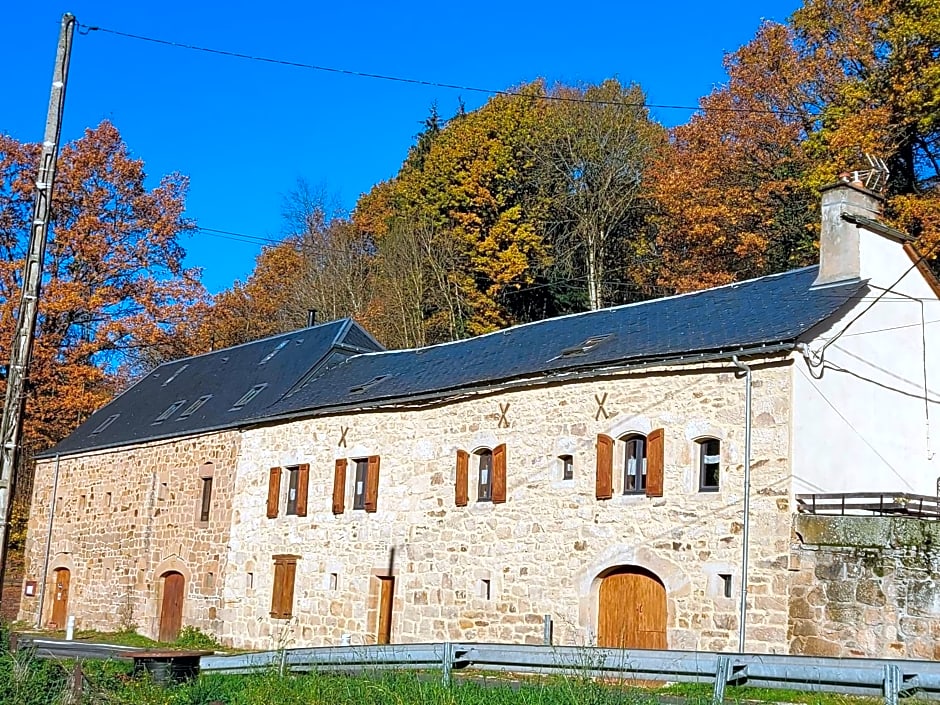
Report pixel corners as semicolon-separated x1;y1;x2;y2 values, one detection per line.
77;22;805;117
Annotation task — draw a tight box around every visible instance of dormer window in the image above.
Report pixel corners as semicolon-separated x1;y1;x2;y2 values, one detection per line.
230;383;268;411
153;401;187;425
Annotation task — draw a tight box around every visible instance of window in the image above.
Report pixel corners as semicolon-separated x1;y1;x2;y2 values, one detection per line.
153;400;187;424
560;454;574;481
286;466;299;515
270;555;299;619
266;464;309;518
349;375;390;394
259;339;289;365
719;573;733;598
351;456;381;512
179;395;212;420
329;573;339;591
161;364;189;386
699;438;721;491
230;383;268;411
559;333;612;357
477;449;493;502
622;435;647;493
353;459;368;510
199;477;213;522
478;579;491;600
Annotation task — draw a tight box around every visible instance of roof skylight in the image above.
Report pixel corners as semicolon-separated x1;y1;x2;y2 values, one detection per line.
153;400;187;425
349;375;390;395
161;364;189;387
259;340;290;365
230;383;268;411
178;395;213;420
90;414;119;436
559;334;612;358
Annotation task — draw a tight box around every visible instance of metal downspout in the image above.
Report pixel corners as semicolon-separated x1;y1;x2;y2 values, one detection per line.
731;356;752;653
36;454;60;629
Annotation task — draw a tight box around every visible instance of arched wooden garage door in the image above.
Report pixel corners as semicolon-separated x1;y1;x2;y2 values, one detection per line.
158;571;185;642
597;566;667;649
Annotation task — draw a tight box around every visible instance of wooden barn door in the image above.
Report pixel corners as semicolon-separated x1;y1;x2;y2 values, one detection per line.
159;572;185;642
376;576;395;644
597;567;667;649
50;568;70;628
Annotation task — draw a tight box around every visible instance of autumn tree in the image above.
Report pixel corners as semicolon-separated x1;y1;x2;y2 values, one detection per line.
0;121;204;450
537;80;665;309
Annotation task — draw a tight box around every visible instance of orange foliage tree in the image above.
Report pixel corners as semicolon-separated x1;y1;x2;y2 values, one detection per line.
0;121;204;453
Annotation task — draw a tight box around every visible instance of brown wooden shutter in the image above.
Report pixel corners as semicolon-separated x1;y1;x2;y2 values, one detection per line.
492;444;507;504
646;428;664;498
295;463;310;516
596;434;613;500
271;556;298;618
364;455;381;513
332;459;347;515
266;467;281;518
455;450;469;507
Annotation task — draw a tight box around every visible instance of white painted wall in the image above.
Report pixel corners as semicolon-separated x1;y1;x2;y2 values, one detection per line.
792;227;940;496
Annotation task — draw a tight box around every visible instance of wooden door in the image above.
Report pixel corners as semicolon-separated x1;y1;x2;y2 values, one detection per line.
597;568;667;649
377;576;395;644
159;572;185;642
50;568;70;629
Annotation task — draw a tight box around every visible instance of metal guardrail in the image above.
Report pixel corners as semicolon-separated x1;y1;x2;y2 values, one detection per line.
200;642;940;704
796;492;940;519
13;635;145;661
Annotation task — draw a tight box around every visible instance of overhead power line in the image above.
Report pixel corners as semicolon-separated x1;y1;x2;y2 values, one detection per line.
77;22;802;117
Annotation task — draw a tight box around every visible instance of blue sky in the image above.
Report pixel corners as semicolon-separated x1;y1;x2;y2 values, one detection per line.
2;1;800;294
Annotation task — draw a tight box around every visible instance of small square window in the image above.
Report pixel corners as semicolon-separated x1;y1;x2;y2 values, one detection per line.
698;438;721;492
559;455;574;481
478;578;491;600
329;572;339;591
719;573;732;598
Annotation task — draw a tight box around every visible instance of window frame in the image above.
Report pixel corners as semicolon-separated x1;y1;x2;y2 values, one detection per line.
199;477;213;522
352;458;369;510
698;437;721;492
476;448;493;502
560;454;574;481
285;465;299;515
621;434;648;494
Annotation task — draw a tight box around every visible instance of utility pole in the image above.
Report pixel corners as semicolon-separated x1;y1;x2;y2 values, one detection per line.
0;13;75;606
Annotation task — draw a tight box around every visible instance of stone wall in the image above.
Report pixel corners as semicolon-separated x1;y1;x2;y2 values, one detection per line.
220;357;794;652
790;514;940;659
18;431;240;640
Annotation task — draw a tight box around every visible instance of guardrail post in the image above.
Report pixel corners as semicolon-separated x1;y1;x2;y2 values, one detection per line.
713;655;731;705
883;664;901;705
441;642;452;687
543;615;553;645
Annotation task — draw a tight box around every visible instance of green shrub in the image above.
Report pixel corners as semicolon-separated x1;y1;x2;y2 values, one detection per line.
173;626;221;650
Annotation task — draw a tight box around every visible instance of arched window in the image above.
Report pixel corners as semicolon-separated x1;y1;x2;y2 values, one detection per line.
622;434;647;494
476;448;493;502
698;438;721;491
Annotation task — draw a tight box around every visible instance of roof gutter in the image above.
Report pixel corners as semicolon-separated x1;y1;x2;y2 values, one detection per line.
252;342;797;427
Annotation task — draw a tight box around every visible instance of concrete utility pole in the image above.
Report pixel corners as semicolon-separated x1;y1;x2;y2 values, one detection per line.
0;13;75;606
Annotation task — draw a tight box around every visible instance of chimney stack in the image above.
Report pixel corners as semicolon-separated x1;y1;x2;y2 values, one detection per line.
306;309;318;327
812;179;884;288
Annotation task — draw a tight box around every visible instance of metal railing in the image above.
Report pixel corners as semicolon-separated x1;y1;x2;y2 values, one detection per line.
796;492;940;519
200;642;940;704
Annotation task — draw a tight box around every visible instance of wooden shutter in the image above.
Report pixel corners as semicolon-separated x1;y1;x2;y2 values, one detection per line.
646;429;664;498
492;444;507;504
295;463;310;516
364;455;381;513
271;556;298;619
266;466;281;518
455;450;469;507
332;459;347;515
596;434;613;500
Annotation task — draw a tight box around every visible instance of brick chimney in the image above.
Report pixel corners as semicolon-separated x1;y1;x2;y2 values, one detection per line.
812;179;884;288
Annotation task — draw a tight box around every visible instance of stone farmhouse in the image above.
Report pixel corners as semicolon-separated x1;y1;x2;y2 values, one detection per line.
17;181;940;657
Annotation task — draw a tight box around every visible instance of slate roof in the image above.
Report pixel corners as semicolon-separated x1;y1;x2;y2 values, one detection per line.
258;265;864;421
43;265;864;458
41;318;384;457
